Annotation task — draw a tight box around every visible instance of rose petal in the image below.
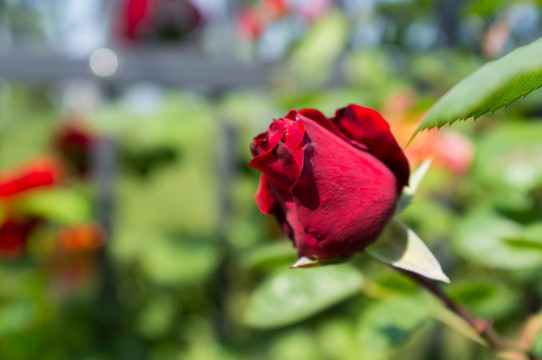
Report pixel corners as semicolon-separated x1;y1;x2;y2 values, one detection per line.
249;142;301;189
298;108;347;140
262;172;330;259
282;121;306;167
255;175;276;215
332;104;410;191
292;119;398;257
274;197;330;259
250;118;291;156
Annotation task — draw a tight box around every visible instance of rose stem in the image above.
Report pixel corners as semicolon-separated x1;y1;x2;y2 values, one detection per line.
401;270;512;352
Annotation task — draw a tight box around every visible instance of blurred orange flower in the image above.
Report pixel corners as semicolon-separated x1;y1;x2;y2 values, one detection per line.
383;89;474;175
48;222;106;298
56;222;106;254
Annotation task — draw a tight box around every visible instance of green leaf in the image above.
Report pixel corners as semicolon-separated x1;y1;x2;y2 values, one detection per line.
243;241;297;271
244;264;363;328
17;188;90;224
357;296;431;352
447;279;520;320
0;301;35;335
270;329;320;360
366;218;449;283
452;209;542;269
136;294;175;338
428;298;487;346
414;37;542;135
317;319;357;359
396;158;433;214
504;222;542;251
472;122;542;210
138;235;219;286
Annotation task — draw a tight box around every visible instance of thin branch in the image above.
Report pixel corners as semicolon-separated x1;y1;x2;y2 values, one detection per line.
401;269;539;358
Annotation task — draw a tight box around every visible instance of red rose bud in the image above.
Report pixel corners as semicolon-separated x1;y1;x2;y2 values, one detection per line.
249;104;410;260
0;157;63;198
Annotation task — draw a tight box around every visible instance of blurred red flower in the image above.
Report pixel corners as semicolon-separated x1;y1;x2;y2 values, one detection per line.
0;156;63;198
54;120;97;177
117;0;203;43
0;217;41;258
236;0;331;40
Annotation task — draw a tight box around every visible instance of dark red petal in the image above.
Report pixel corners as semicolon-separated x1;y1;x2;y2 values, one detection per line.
332;104;410;192
275;197;333;259
250;118;290;156
249;142;301;190
291;119;398;257
284;109;297;120
259;174;332;259
282;121;305;168
255;175;276;214
298;108;348;141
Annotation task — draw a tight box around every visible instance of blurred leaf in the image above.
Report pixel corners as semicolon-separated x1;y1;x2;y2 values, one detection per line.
399;197;454;241
367;219;449;283
317;319;357;360
415;37;542;135
244;264;362;328
0;301;34;335
18;188;90;223
409;51;482;91
136;295;175;338
270;329;319;360
465;0;513;15
179;322;239;360
357;296;430;352
220;90;276;130
0;110;56;167
473;122;542;209
534;331;542;358
396;158;433;214
428;298;487;346
289;11;349;85
374;273;418;295
504;222;542;251
447;279;520;320
452;210;542;269
139;235;219;286
345;49;404;91
243;241;297;271
118;163;217;234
